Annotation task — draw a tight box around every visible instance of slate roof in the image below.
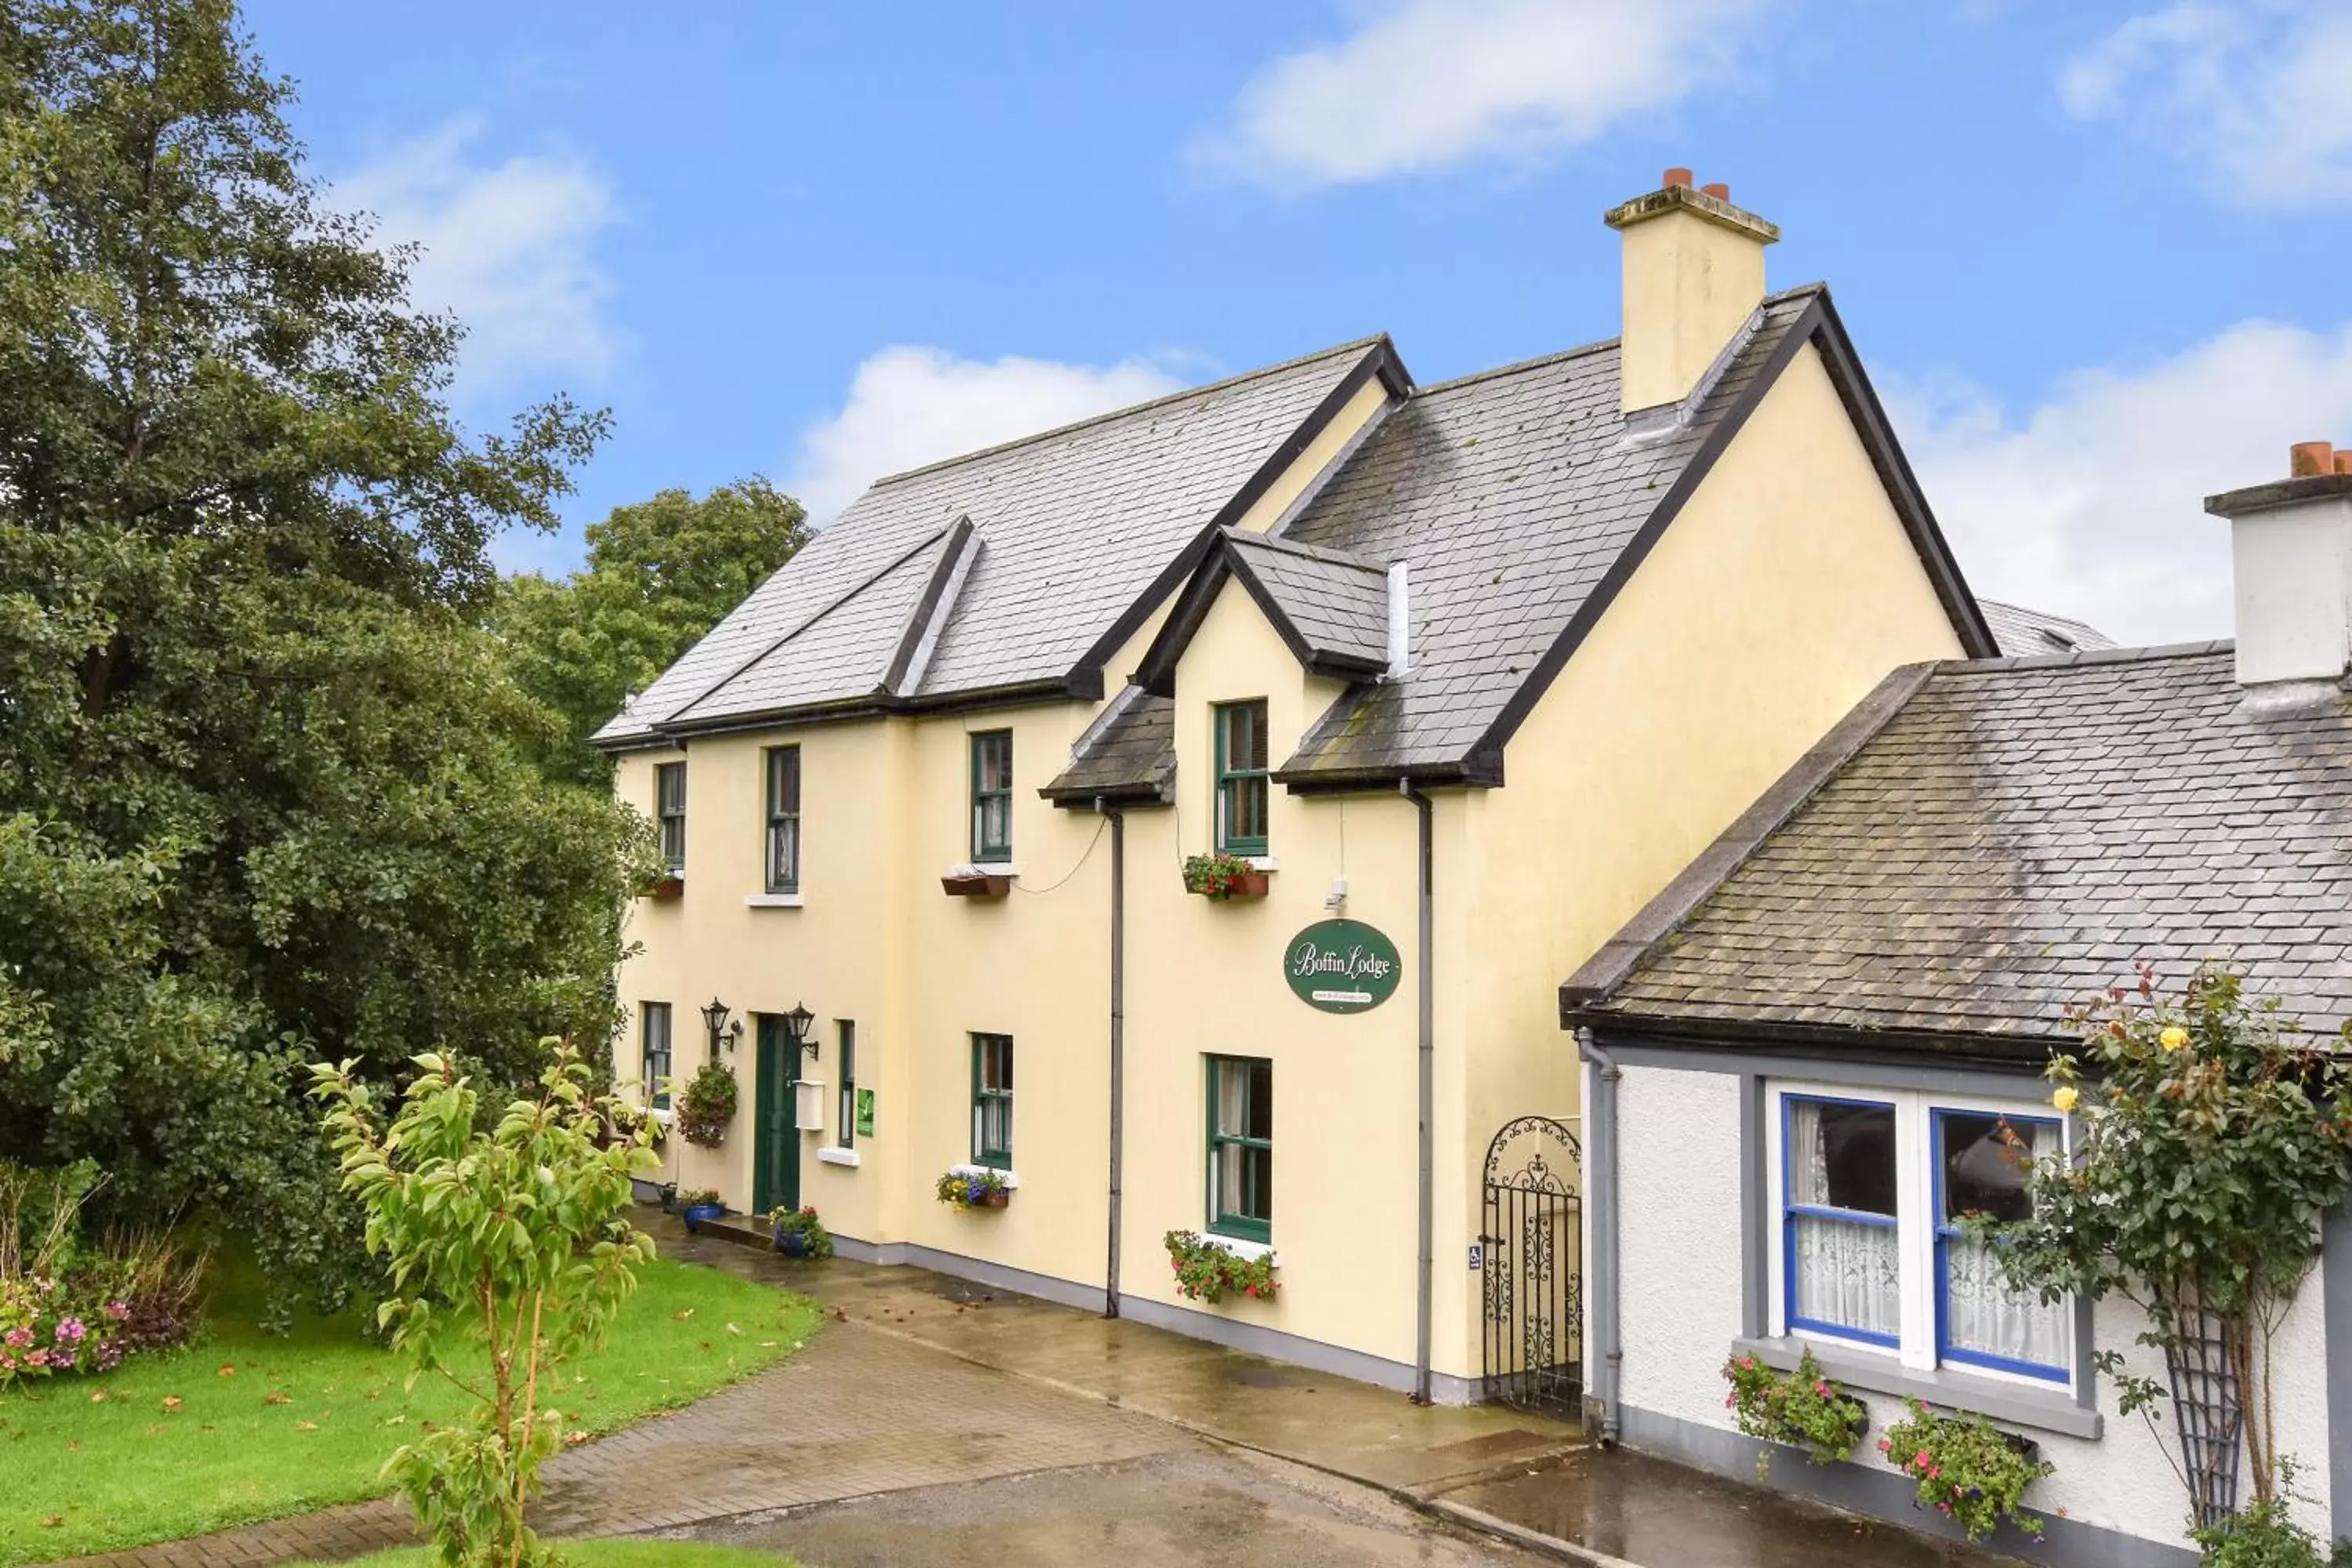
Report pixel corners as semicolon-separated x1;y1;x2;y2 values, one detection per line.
595;338;1392;745
1039;687;1175;804
1980;599;2115;659
1265;285;1995;782
1563;644;2352;1046
1225;532;1392;675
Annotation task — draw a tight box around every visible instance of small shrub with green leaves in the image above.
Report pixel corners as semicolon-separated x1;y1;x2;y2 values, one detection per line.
1721;1348;1867;1478
313;1038;659;1568
1880;1398;2053;1544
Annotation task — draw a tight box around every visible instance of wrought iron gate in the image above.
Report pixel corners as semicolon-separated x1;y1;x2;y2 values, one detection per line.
1479;1115;1584;1415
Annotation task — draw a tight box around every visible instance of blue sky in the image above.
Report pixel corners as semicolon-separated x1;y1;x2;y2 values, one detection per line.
246;0;2352;643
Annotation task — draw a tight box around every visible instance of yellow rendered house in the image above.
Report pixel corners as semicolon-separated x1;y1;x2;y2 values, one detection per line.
594;171;1998;1403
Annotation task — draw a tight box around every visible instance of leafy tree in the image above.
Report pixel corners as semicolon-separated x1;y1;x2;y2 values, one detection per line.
0;0;655;1305
498;478;808;786
314;1040;657;1568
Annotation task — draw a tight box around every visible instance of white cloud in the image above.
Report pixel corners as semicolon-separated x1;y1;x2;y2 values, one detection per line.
786;347;1187;523
1194;0;1764;190
1889;320;2352;647
336;118;620;394
2060;2;2352;205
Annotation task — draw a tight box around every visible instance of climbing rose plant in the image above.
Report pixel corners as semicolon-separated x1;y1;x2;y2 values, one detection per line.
1976;965;2352;1521
313;1040;658;1568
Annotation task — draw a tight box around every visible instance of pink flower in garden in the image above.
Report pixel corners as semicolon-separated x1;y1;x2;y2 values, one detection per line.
55;1317;86;1344
1915;1450;1932;1468
1813;1381;1830;1397
1;1354;14;1373
24;1348;47;1367
1877;1439;1891;1453
103;1301;129;1321
1936;1502;1951;1516
2;1327;29;1349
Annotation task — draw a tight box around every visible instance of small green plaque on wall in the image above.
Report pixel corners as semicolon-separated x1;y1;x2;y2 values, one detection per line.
1283;919;1403;1014
855;1087;875;1138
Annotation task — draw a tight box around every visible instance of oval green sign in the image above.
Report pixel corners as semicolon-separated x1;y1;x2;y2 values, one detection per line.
1284;920;1403;1014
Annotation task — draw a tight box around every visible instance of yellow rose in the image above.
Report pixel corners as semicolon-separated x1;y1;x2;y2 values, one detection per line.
2158;1026;2190;1052
2052;1085;2080;1114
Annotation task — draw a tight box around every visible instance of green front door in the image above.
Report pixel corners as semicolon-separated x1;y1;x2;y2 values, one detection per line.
753;1016;800;1216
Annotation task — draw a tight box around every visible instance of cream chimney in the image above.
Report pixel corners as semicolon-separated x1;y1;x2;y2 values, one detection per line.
1605;169;1780;415
2205;443;2352;703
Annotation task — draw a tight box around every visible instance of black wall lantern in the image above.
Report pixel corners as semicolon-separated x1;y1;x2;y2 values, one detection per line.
780;1002;818;1060
701;996;743;1059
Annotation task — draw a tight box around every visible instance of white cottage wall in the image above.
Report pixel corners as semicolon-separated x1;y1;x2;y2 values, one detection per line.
1610;1061;2335;1562
1617;1064;1745;1425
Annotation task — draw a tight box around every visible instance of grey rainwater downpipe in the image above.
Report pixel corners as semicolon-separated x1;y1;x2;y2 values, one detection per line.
1403;781;1435;1404
1102;801;1125;1319
1577;1025;1623;1446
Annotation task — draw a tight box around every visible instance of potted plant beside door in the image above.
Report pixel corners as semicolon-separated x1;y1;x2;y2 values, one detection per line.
769;1205;833;1258
678;1188;728;1232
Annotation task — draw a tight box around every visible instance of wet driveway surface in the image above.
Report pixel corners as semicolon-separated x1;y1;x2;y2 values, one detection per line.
669;1447;1546;1568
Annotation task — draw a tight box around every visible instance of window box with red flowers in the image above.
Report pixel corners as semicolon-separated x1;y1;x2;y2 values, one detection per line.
1182;853;1269;901
1163;1229;1278;1303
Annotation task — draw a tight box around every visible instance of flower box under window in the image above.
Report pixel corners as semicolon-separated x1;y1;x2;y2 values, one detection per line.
942;868;1013;898
1184;853;1269;901
647;876;684;902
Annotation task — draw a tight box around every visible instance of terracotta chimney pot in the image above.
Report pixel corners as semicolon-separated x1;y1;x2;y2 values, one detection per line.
1701;182;1730;200
2335;451;2352;475
2290;441;2334;477
1662;167;1693;189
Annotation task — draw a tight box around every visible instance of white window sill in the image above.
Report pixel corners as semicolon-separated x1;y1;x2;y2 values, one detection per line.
816;1146;861;1167
948;1163;1019;1189
1735;1336;2099;1440
1245;856;1278;872
644;1106;674;1126
1200;1233;1276;1264
744;891;804;908
946;862;1019;879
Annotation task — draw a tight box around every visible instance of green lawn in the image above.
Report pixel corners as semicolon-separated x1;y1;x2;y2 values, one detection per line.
342;1543;797;1568
0;1256;818;1566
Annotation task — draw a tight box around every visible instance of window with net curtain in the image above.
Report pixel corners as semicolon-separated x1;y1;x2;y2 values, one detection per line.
1780;1091;2070;1381
1207;1056;1272;1243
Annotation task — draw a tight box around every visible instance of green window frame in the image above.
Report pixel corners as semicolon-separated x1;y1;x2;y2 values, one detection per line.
655;761;688;875
970;730;1013;862
1206;1055;1272;1243
836;1020;856;1149
641;1002;673;1111
764;746;800;894
1213;701;1269;857
971;1033;1013;1169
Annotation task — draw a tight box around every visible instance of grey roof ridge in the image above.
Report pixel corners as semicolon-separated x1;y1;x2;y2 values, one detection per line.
1557;659;1940;1022
1227;527;1387;574
1976;597;2112;643
866;334;1396;492
883;517;981;697
1403;283;1829;403
661;521;957;724
1929;637;2234;677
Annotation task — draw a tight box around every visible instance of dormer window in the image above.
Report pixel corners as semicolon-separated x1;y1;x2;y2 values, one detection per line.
1214;700;1269;856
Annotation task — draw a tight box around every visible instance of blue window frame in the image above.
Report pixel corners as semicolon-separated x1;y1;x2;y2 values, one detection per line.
1780;1093;1900;1349
1933;1109;2069;1383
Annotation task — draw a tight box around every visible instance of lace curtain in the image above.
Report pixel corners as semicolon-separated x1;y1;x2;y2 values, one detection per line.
1941;1117;2069;1369
1788;1099;1900;1338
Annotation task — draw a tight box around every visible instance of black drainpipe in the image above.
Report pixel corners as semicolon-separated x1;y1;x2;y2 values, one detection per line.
1102;800;1125;1319
1402;781;1434;1404
1577;1025;1622;1446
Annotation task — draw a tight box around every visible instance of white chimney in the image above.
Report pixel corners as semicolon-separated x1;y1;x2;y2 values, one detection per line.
1604;169;1779;415
2205;441;2352;703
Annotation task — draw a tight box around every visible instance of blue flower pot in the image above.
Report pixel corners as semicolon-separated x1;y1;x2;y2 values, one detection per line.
774;1227;810;1258
682;1202;727;1233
